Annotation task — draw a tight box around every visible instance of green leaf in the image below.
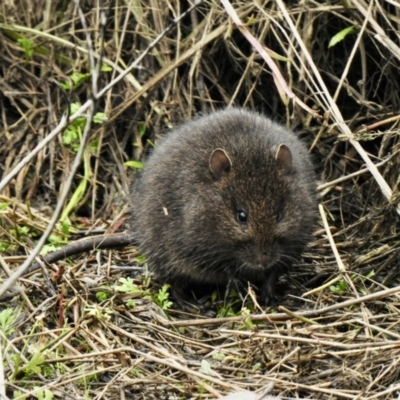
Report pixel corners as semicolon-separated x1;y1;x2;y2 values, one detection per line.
13;390;27;399
61;72;89;91
60;174;88;220
17;38;34;61
101;65;113;72
125;160;144;170
329;26;357;48
0;242;10;253
146;139;155;147
154;284;172;310
16;225;30;236
252;362;262;371
0;201;10;210
134;254;147;264
137;122;147;137
329;279;347;293
366;269;375;279
115;277;147;294
89;138;99;153
70;102;81;114
93;112;108;124
241;308;255;329
48;234;67;245
63;126;80;145
61;220;70;235
96;291;109;302
39;244;58;256
200;360;214;376
245;15;256;26
212;352;225;361
60;81;71;90
34;387;54;400
71;71;89;86
0;308;16;336
127;299;136;308
85;304;113;321
23;351;44;374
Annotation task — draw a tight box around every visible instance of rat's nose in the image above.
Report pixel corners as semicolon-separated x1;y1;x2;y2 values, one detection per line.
257;252;271;267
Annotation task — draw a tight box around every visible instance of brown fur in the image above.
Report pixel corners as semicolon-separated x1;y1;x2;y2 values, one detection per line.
130;108;317;303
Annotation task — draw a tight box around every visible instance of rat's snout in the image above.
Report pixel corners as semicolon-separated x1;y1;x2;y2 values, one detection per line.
257;251;272;268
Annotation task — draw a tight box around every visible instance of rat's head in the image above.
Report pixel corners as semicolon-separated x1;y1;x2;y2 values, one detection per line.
182;139;315;281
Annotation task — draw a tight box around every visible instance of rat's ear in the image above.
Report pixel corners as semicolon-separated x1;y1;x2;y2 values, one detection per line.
209;148;232;180
275;144;293;174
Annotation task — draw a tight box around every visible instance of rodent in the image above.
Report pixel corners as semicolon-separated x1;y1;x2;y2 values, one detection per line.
130;108;317;304
25;108;317;305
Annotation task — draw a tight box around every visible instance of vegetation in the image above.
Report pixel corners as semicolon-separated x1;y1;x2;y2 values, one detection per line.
1;0;400;398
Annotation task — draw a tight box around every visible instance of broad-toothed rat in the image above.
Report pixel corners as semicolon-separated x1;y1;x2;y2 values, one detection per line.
130;108;317;304
24;108;317;305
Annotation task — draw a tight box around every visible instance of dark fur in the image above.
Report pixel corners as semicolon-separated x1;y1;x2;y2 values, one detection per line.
130;109;317;303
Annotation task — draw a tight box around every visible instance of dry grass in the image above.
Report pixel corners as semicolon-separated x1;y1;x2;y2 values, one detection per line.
1;0;400;399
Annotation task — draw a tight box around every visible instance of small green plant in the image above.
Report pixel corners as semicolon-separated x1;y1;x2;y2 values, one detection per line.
114;277;147;309
132;122;147;148
25;352;45;374
60;66;112;91
6;315;58;383
92;112;108;125
84;304;113;322
89;137;99;153
330;276;366;294
199;359;215;376
60;103;108;221
137;122;146;136
241;307;255;330
329;279;348;293
125;160;144;170
216;288;242;318
0;242;11;252
129;368;144;378
115;277;149;295
96;291;109;302
11;350;45;380
10;225;30;239
34;387;54;400
60;220;70;235
134;254;147;264
211;352;226;361
78;370;98;385
62;103;107;153
40;233;69;255
0;308;17;338
13;390;26;399
60;71;90;90
17;37;34;61
126;299;136;308
0;201;9;210
252;362;262;372
153;284;173;310
217;304;236;318
115;278;172;310
329;26;357;48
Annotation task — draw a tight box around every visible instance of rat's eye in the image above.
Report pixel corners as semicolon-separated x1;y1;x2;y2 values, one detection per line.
276;210;284;223
236;209;248;224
